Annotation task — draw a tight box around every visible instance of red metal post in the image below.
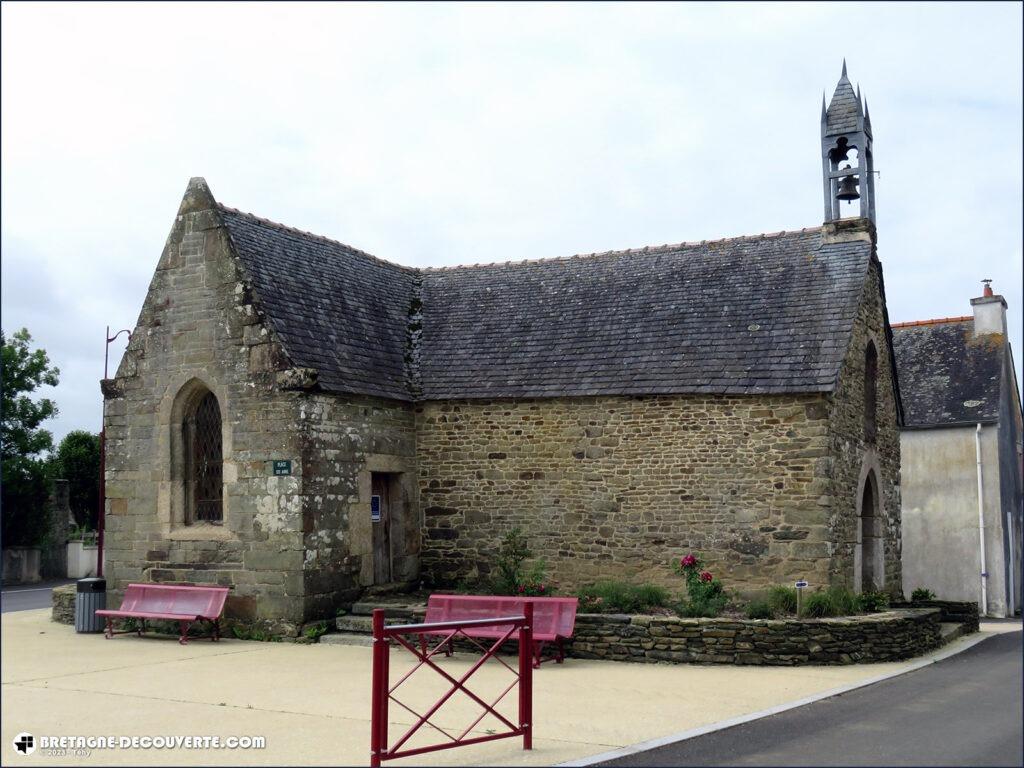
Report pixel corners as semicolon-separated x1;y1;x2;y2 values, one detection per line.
519;602;533;750
370;609;387;768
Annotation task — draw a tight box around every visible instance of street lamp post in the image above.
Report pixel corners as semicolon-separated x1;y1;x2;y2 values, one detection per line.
98;326;131;578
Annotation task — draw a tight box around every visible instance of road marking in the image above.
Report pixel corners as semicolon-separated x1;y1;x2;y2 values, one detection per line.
557;632;995;767
1;587;60;594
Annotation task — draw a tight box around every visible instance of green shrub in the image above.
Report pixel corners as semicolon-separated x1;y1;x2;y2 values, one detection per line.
676;595;728;618
304;621;328;641
910;588;936;602
767;585;798;614
857;590;890;612
803;590;837;618
745;599;775;619
827;586;859;615
794;585;860;622
675;552;727;617
488;528;551;596
800;586;861;618
577;581;670;614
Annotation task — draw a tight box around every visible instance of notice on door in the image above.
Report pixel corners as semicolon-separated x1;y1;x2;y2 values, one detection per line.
371;494;381;522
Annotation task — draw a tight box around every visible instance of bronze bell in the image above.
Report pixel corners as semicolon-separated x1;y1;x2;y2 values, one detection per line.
836;166;860;202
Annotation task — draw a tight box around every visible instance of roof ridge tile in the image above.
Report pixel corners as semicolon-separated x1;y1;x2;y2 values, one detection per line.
891;316;972;329
420;227;825;272
217;203;417;274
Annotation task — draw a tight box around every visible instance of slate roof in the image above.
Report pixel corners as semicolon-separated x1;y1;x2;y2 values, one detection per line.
218;206;875;403
891;319;1003;427
825;63;862;136
220;206;417;401
418;232;870;399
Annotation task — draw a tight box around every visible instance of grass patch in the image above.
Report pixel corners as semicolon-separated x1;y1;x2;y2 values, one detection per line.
745;598;775;619
767;585;798;614
802;586;861;618
577;581;670;614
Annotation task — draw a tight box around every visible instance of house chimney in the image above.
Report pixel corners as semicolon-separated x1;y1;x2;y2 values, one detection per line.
971;279;1007;337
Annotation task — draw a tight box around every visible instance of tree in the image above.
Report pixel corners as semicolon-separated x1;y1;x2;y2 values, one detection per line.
1;328;60;545
50;431;100;529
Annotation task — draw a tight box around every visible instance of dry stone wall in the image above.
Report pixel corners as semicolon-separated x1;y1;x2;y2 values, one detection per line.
567;608;943;665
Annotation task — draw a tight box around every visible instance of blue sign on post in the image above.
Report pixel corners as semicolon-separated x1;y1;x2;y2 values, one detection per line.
371;495;381;522
795;580;808;589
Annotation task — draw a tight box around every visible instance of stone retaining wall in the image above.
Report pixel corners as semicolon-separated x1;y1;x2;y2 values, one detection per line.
565;608;943;665
52;584;75;624
892;600;979;633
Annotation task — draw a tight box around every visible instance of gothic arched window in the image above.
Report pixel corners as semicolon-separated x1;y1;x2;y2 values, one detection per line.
185;390;223;523
864;342;878;443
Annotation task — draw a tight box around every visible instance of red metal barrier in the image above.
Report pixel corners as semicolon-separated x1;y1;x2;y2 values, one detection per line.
370;604;533;766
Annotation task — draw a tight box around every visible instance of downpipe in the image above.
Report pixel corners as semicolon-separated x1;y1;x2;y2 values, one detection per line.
975;423;988;617
1007;512;1015;616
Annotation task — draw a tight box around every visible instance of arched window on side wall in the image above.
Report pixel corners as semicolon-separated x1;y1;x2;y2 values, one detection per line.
864;342;878;443
184;390;223;524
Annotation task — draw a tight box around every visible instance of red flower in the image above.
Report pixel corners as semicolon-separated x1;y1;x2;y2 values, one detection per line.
680;554;698;568
517;585;525;593
699;571;713;582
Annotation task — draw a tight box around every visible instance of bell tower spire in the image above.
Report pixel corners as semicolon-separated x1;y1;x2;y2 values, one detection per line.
821;61;875;223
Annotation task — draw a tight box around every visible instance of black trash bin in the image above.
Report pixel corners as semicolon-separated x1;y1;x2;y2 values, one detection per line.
75;577;106;633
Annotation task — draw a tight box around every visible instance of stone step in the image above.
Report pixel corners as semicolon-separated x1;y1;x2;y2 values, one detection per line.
350;602;425;620
335;613;421;634
335;615;374;633
319;633;373;648
362;581;418;597
939;622;965;645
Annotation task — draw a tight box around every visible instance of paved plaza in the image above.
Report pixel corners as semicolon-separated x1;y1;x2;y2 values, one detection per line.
2;609;1017;766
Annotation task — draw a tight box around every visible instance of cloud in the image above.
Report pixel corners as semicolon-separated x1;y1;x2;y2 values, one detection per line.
1;1;1021;442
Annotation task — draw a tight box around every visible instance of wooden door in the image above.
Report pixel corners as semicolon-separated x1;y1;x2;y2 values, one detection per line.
371;473;392;584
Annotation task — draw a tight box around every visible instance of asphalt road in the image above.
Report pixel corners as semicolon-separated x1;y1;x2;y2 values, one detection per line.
0;580;74;613
601;629;1023;767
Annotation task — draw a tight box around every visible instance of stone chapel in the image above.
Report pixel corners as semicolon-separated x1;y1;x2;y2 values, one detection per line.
102;64;903;631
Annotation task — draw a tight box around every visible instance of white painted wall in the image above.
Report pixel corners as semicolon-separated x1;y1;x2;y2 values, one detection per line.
901;425;1011;616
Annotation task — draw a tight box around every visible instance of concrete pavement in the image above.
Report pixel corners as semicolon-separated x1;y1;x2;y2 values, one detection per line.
0;608;1011;767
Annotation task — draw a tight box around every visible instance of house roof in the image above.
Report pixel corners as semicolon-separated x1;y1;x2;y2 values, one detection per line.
217;202;875;403
891;318;1003;428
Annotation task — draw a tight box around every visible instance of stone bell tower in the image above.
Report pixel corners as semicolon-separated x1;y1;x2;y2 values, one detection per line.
821;60;875;223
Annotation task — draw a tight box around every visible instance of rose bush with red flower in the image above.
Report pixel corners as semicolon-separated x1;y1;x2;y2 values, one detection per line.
674;552;727;617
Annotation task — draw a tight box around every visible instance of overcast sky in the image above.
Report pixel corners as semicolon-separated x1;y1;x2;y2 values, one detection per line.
2;2;1021;444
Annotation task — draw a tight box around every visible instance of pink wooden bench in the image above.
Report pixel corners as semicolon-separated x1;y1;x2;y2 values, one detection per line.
420;594;578;668
95;583;229;645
